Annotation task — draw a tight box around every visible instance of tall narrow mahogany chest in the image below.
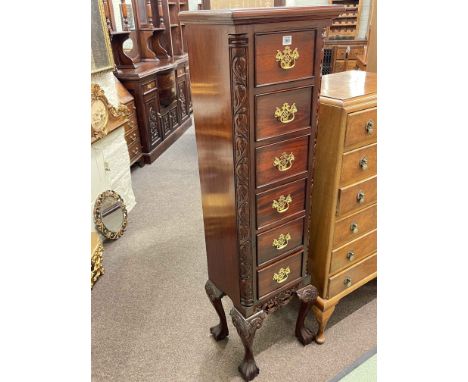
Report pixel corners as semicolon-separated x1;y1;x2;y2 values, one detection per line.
180;6;344;381
308;70;377;344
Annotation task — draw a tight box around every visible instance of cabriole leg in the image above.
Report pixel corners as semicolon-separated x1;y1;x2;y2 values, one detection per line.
312;303;337;344
295;285;318;345
204;280;229;340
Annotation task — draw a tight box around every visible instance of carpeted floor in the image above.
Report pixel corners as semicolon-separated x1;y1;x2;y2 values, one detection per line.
91;124;377;382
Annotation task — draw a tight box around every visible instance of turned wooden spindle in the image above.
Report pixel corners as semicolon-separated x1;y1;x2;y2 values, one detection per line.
157;0;165;29
102;0;113;32
120;0;129;31
146;0;153;25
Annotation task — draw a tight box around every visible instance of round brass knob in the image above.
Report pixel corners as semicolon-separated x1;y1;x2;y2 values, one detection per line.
365;120;374;135
359;157;368;170
346;251;355;261
350;223;358;233
357;191;365;203
344;277;352;287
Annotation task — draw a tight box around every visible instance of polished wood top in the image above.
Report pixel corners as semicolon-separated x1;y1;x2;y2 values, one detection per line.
320;71;376;101
179;6;345;25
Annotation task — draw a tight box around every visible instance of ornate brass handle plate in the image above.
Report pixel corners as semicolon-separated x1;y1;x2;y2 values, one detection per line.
274;102;297;124
272;194;292;214
344;277;352;288
359;156;368;170
273;267;291;284
273;152;295;172
346;251;355;261
272;233;291;250
350;222;358;233
276;46;300;70
366;119;374;135
357;191;365;203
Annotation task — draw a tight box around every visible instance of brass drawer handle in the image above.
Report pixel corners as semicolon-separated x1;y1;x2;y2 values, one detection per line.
356;191;365;203
344;277;352;288
273;152;295;172
272;194;292;214
272;233;291;250
346;251;355;261
273;267;291;284
350;223;358;233
274;102;297;124
359;156;368;170
276;46;300;70
366;119;374;135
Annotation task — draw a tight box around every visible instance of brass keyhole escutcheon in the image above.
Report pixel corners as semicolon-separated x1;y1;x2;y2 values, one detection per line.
347;251;355;261
357;191;365;203
273;267;291;284
274;102;297;124
272;233;291;250
350;223;358;233
273;152;295;172
366;119;374;135
359;156;368;170
275;46;300;70
272;194;292;214
344;277;352;288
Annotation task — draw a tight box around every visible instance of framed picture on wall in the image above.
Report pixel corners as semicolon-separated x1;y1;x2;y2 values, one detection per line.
91;0;114;74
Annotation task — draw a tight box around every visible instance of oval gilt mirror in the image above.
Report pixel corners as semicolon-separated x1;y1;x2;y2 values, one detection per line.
94;190;128;240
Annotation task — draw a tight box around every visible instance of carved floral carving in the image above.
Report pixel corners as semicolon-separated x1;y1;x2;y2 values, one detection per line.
229;34;253;307
257;286;298;315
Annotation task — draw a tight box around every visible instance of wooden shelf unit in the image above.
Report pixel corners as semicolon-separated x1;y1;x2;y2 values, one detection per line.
327;0;362;40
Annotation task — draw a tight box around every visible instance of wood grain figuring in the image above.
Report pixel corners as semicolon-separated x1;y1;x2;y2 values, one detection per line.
344;107;377;149
327;253;376;298
255;86;312;141
256;178;307;230
333;203;376;247
320;70;376;101
255;30;316;86
337;176;377;217
257;251;303;298
329;229;376;275
256;217;304;265
256;135;309;187
340;143;377;186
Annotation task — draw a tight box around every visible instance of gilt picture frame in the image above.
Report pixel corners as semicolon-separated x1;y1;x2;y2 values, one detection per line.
91;0;114;74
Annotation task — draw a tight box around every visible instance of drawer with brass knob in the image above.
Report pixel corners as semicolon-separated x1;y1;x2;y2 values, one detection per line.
255;86;312;141
256;217;304;265
327;253;377;298
333;203;377;247
255;30;316;86
344;108;377;150
329;230;377;275
256;178;307;230
256;135;309;187
336;176;377;216
257;251;303;299
340;143;377;186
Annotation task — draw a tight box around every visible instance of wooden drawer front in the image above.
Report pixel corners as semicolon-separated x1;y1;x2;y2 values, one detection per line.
337;176;377;217
340;143;377;186
348;46;364;59
125;128;141;147
345;108;377;149
255;87;312;141
335;47;347;60
334;60;345;72
256;136;309;188
256;179;306;230
257;217;304;266
330;230;377;275
255;30;315;86
346;59;357;70
333;204;376;247
123;114;138;134
328;253;377;298
128;139;142;161
257;251;302;299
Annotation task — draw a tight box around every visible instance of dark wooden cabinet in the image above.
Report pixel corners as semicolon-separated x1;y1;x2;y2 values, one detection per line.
180;6;344;381
103;0;192;164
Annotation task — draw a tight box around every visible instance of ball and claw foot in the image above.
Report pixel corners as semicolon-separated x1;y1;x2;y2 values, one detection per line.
210;323;229;341
295;285;319;346
238;359;260;382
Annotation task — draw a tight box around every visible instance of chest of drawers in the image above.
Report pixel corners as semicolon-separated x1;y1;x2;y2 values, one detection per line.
308;70;377;344
180;6;344;381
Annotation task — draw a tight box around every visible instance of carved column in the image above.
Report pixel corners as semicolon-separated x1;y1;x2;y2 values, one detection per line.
229;33;254;307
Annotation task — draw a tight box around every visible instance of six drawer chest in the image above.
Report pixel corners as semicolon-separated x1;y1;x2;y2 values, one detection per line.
180;5;345;381
308;70;377;344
